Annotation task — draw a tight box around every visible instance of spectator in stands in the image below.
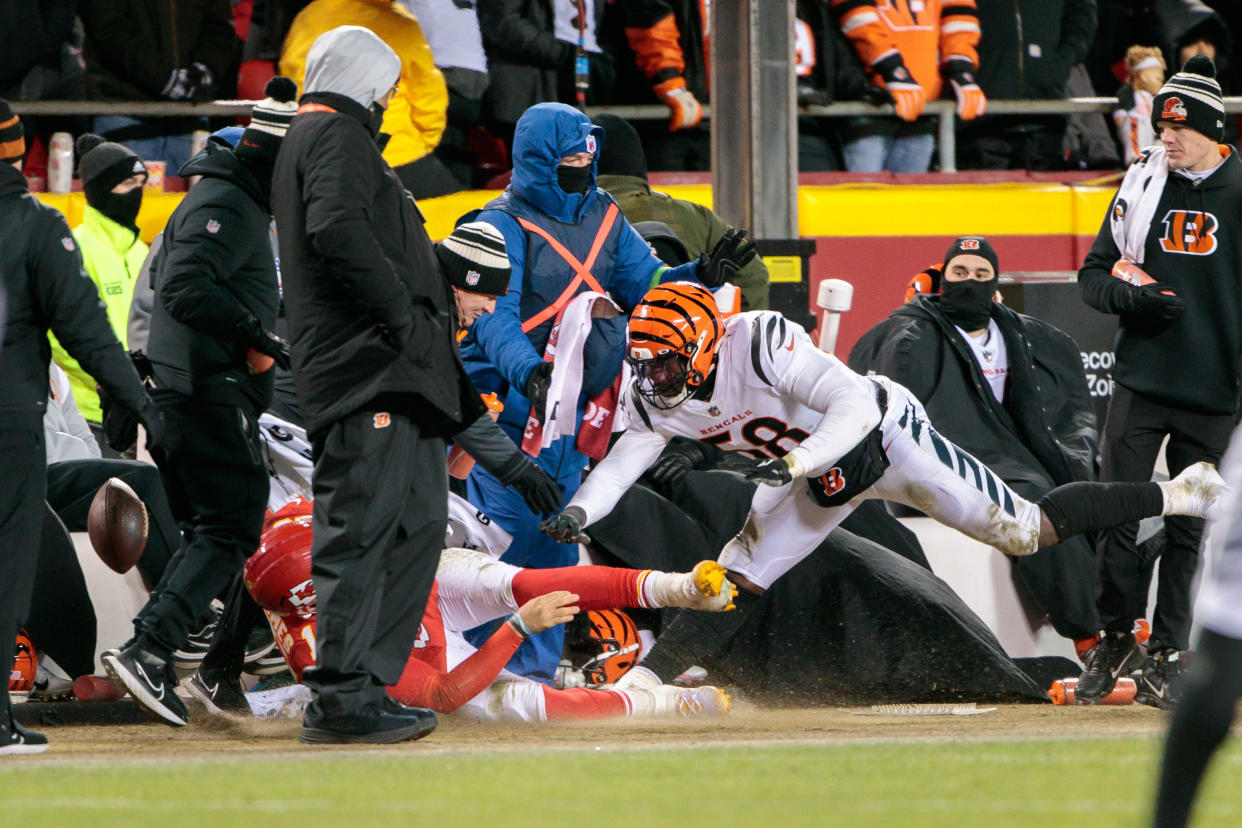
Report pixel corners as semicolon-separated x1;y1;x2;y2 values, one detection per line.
832;0;986;173
47;134;148;456
1114;46;1167;165
1076;57;1242;708
279;0;457;198
605;1;709;172
957;0;1096;171
0;0;82;103
80;0;239;170
593;113;770;311
401;0;489;189
849;238;1104;662
477;0;612;152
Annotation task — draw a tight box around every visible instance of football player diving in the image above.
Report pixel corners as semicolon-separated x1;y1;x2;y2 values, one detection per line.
538;281;1227;690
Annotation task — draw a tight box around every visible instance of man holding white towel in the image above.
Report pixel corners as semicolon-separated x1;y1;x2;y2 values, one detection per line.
1077;55;1242;707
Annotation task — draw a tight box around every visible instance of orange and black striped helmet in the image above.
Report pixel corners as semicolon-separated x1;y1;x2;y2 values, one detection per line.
627;282;722;408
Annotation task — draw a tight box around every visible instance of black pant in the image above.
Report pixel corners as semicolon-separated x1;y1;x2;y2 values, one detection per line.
1096;386;1234;651
304;409;446;716
0;428;46;720
46;458;179;588
28;504;96;677
200;571;268;676
136;391;268;659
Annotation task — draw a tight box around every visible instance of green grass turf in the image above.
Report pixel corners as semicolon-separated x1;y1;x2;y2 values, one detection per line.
5;736;1242;827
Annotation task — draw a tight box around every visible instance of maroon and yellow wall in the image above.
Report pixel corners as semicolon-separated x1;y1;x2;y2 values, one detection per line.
39;176;1118;357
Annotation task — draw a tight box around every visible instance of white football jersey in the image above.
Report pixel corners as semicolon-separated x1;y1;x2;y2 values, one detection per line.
571;311;883;524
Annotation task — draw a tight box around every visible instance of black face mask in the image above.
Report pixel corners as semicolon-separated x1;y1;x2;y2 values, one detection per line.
939;277;997;331
368;101;385;136
92;189;143;230
556;163;592;194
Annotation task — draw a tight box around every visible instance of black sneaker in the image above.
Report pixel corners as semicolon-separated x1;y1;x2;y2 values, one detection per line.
1077;631;1143;703
0;716;49;755
299;698;438;745
187;668;250;716
1135;649;1188;710
102;644;189;726
171;604;223;670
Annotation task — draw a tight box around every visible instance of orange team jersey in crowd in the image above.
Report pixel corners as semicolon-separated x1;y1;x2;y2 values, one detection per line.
831;0;981;99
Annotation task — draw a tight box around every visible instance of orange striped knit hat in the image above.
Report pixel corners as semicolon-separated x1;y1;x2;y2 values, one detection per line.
0;99;24;162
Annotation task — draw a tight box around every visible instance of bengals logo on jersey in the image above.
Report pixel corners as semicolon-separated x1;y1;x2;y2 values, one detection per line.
817;467;846;497
1161;96;1188;122
1159;210;1219;256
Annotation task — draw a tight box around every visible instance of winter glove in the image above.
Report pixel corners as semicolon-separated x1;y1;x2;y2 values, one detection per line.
647;439;710;489
872;53;925;122
525;361;554;424
99;384;138;453
797;84;831;108
697;229;758;289
539;506;591;545
655;78;703;131
161;62;216;102
744;455;799;487
497;452;565;516
238;314;291;372
944;57;987;121
136;398;175;453
1130;282;1186;321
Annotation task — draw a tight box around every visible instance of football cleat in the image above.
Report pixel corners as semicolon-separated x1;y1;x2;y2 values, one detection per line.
1160;461;1227;519
676;686;731;717
1076;631;1143;704
1134;649;1188;710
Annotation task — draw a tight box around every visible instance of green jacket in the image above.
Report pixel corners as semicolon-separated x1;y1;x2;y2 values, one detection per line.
50;205;149;422
597;174;770;310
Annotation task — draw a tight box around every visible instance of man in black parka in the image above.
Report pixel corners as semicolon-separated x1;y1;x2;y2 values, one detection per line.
850;237;1103;660
273;26;560;745
0;99;164;754
101;79;297;728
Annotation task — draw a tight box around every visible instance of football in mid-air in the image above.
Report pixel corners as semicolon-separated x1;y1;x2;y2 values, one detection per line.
87;477;149;574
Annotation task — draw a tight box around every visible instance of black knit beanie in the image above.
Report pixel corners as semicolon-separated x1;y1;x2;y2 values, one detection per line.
76;133;146;202
1152;55;1225;141
236;76;298;167
943;236;999;276
436;221;511;296
594;114;647;180
0;99;24;162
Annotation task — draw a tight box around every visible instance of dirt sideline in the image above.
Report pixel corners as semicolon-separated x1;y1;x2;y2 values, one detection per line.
13;701;1171;764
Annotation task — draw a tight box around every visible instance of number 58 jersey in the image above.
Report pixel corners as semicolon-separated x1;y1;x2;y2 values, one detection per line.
571;311;886;524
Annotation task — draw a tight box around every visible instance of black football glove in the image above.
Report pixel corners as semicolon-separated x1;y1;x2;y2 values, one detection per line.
525;362;554;424
697;228;757;288
238;314;292;371
136;398;175;453
500;454;564;516
539;506;590;544
744;456;794;487
99;385;138;452
1129;282;1185;322
647;439;709;489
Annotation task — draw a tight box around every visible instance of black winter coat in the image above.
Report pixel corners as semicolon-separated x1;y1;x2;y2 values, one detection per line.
849;295;1098;493
975;0;1098;100
79;0;238;101
0;164;148;431
0;0;76;90
148;142;278;412
1079;151;1242;416
272;92;485;439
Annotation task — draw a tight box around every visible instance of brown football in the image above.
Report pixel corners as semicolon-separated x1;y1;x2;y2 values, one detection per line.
87;477;149;574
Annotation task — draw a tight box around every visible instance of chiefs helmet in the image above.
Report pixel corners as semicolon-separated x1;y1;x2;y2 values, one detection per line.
245;516;316;618
560;609;642;687
627;282;722;410
262;494;313;534
10;630;37;692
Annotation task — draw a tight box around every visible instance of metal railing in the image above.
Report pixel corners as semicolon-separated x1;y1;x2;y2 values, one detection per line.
14;96;1242;174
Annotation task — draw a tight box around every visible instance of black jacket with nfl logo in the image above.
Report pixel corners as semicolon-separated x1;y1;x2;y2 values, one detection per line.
1079;147;1242;416
147;141;279;413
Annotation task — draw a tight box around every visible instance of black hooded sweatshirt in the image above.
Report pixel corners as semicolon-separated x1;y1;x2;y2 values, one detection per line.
1079;148;1242;415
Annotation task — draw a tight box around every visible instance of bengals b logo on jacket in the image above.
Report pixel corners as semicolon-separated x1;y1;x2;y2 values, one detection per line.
1159;210;1219;255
